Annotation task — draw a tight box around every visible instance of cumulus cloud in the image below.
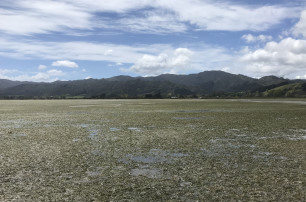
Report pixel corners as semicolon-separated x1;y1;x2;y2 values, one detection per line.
125;48;193;76
38;65;47;70
221;67;231;73
240;37;306;76
0;38;231;77
0;69;17;80
52;60;79;68
0;68;64;82
292;10;306;38
242;34;273;43
47;69;64;76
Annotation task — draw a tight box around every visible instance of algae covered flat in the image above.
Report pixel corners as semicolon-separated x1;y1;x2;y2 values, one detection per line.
0;99;305;201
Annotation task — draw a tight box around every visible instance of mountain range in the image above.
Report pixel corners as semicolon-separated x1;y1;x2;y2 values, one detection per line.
0;71;305;99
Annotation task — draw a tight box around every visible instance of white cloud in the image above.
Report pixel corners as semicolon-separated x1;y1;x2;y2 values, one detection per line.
0;66;64;82
0;68;18;75
154;1;298;32
295;74;306;79
112;10;188;34
104;49;113;56
38;65;47;70
74;0;299;32
240;37;306;77
0;69;14;80
52;60;79;68
47;69;64;76
64;0;152;13
242;34;273;43
0;70;64;82
0;37;172;63
125;48;194;76
0;1;92;35
0;67;64;82
292;10;306;38
0;0;300;36
221;67;231;73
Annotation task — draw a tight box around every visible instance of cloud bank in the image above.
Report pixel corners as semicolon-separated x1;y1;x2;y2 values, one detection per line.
241;37;306;77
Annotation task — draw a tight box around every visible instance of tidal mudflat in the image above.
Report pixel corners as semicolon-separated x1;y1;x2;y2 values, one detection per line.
0;99;305;201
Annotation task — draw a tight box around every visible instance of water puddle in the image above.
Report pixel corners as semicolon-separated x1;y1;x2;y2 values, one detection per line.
203;137;258;157
88;129;99;141
91;150;105;156
13;133;27;137
69;105;98;108
67;112;92;115
229;129;240;132
252;129;306;141
79;124;100;140
131;168;163;179
237;100;306;105
253;151;287;161
287;129;306;140
128;127;141;132
172;117;201;120
80;124;90;128
110;128;121;132
128;154;168;164
122;149;189;164
0;120;33;129
89;129;98;137
206;136;288;162
287;135;306;140
175;109;222;113
86;168;103;177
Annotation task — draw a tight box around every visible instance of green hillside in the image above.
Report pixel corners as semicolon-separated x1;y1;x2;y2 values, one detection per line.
263;82;306;97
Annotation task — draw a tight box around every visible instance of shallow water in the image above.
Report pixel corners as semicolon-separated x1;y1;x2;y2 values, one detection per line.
131;168;163;179
110;127;121;132
122;149;189;164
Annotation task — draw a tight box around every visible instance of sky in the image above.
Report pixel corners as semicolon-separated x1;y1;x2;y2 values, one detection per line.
1;0;306;82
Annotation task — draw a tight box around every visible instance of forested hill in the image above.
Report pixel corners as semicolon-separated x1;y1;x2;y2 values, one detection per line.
0;71;305;99
0;79;33;90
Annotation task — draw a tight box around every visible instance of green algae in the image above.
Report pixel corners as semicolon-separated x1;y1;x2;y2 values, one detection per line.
0;99;305;201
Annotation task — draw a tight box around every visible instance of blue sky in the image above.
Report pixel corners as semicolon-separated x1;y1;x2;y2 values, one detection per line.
1;0;306;82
